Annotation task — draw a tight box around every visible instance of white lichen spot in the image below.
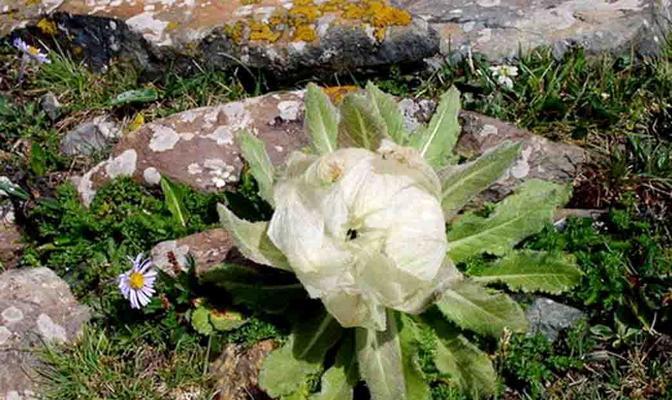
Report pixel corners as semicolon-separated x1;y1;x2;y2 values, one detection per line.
105;149;138;179
205;126;234;146
204;159;237;188
6;391;21;400
180;110;200;123
150;240;190;276
277;100;302;121
126;12;171;46
2;306;24;323
75;161;106;207
36;313;67;343
510;146;532;179
476;0;501;7
0;326;11;345
181;133;195;141
289;41;307;53
149;125;180;152
143;167;162;185
274;145;284;152
479;124;498;137
187;163;203;175
462;21;476;33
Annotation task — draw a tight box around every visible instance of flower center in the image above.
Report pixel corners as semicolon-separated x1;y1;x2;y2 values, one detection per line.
129;272;145;290
27;46;40;56
346;228;358;241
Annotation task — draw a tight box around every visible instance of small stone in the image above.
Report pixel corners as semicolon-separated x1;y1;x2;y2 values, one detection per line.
151;229;234;278
0;268;90;396
61;116;121;156
39;92;61;121
0;200;22;270
525;297;586;342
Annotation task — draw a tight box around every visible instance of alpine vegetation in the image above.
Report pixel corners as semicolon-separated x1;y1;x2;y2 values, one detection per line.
213;83;582;399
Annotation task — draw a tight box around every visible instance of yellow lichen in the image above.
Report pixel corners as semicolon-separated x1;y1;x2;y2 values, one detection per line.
241;0;261;4
225;0;411;44
72;46;83;56
292;25;317;42
288;0;321;26
166;21;179;31
26;0;41;5
323;85;359;104
37;18;58;36
249;20;282;42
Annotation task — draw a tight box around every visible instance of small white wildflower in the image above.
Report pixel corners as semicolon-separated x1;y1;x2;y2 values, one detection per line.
600;92;610;100
13;37;50;64
489;65;518;89
118;254;157;309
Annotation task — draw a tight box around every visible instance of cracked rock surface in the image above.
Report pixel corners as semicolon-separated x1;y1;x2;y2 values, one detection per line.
1;0;438;76
395;0;672;60
0;268;90;400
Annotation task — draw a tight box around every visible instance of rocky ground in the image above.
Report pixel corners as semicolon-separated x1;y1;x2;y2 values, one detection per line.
0;1;671;400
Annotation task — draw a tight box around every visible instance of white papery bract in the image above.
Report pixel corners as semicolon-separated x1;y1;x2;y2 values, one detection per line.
268;140;460;331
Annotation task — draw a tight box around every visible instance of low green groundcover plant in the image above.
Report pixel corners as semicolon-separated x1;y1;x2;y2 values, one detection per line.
201;83;583;399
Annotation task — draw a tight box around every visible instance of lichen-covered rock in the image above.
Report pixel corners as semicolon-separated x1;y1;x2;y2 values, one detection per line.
397;0;672;60
73;90;310;206
0;267;90;400
2;0;438;77
211;339;277;400
456;111;587;203
151;228;234;278
60;116;121;156
73;90;586;205
525;297;586;341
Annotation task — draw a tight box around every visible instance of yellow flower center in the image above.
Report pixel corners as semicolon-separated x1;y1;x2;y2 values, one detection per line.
27;46;40;56
129;272;145;290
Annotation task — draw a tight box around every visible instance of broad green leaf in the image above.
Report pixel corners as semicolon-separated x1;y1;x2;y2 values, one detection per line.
236;130;275;205
470;250;583;294
366;82;407;144
260;337;322;398
199;263;305;313
440;142;522;219
424;315;496;398
260;310;343;397
217;204;291;271
190;306;213;336
311;336;358;400
110;88;159;105
411;86;461;168
436;280;527;337
161;177;188;228
356;310;405;400
397;313;431;400
447;179;571;262
305;83;339;154
293;311;343;362
338;93;386;150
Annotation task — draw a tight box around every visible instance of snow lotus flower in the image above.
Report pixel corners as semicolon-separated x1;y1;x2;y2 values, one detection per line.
267;141;460;330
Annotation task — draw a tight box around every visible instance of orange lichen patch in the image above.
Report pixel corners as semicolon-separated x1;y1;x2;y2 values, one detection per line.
292;24;317;42
249;20;282;42
37;18;58;36
323;85;359;104
224;0;411;44
289;0;322;25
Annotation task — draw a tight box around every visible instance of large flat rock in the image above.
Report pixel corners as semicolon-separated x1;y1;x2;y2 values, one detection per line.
0;268;90;400
73;89;586;206
396;0;672;60
2;0;438;76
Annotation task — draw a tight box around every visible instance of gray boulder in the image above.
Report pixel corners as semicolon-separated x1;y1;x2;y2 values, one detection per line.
0;268;90;400
525;297;586;341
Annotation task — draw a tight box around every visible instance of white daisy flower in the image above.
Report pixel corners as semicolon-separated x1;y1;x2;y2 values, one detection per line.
489;65;518;89
13;37;51;64
118;254;157;309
